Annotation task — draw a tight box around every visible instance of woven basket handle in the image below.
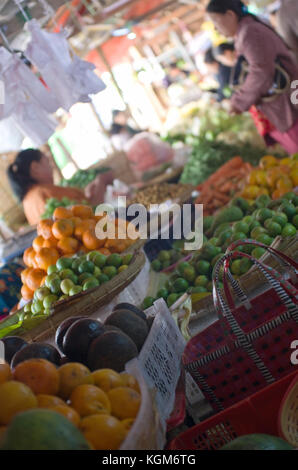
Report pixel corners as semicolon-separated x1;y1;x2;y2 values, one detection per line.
226;238;298;282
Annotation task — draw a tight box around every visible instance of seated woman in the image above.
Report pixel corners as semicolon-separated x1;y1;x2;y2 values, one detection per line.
7;149;113;226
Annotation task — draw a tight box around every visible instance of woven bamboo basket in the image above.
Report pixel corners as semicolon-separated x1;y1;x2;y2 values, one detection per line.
191;234;298;322
4;250;145;343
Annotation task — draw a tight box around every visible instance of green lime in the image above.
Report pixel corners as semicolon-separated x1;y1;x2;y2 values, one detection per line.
231;232;247;242
279;202;296;220
78;272;93;285
31;300;43;315
83;278;100;291
239;258;253;274
292;214;298;229
86;251;100;262
122;254;133;265
166;293;179;307
173;278;189;293
69;286;83;296
178;262;191;275
211;253;224;268
61;279;74;295
256;233;274;245
151;260;162;272
103;266;118;279
196;260;211;276
201;244;221;261
214;223;231;237
183;266;196;283
191;286;208;294
282;223;297;237
71;259;81;273
231;259;242;275
35;287;50;301
250;226;267;239
97;274;110;285
157;288;169;300
78;260;95;274
162;260;171;269
264;220;282;237
93;254;107;268
24;302;32;314
209;237;220;246
56;257;73;271
219;229;233;246
158;250;171;262
242;216;253;225
195;275;209;287
59;269;74;280
272;213;288;227
255;208;273;224
49;278;61;295
233;222;250;234
249;220;261;231
45;273;60;289
282;191;296;202
93;266;102;277
238;244;254;255
43;294;58;309
255;194;271;208
118;265;128;273
251;247;266;259
47;265;58;275
106;254;123;268
206;281;213;292
143;296;155;309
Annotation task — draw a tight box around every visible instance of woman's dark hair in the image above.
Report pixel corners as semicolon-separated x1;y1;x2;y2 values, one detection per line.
204;48;217;64
207;0;249;17
215;42;235;56
7;149;42;201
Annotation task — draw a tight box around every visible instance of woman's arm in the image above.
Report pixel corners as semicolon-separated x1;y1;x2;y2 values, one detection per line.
231;25;276;112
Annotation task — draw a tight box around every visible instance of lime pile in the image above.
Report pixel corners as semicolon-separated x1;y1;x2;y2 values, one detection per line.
151;249;183;272
144;192;297;308
24;252;133;318
42;197;88;219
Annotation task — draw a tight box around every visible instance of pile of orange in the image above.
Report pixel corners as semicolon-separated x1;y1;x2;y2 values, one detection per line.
241;155;298;201
0;360;141;450
21;205;137;301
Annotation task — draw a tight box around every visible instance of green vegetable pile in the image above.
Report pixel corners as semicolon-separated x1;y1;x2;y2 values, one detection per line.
143;192;298;309
60;168;111;189
179;139;283;186
42;197;88;219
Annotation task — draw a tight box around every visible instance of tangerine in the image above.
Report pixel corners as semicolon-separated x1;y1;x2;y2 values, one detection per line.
51;405;80;427
72;205;93;220
33;235;45;253
53;207;73;220
57;237;79;254
52;219;74;240
37;219;53;240
23;247;36;268
21;268;32;285
70;384;111;417
82;230;103;251
35;247;60;271
79;414;127;450
91;369;122;393
13;358;60;395
107;387;141;420
58;363;94;400
21;284;34;301
26;268;46;291
120;373;140;393
0;363;12;384
36;394;65;408
42;236;58;249
0;381;38;425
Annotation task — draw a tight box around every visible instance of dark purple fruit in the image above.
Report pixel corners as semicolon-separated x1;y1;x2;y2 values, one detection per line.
11;343;61;369
105;309;148;351
2;336;28;365
87;330;138;372
55;316;84;353
62;318;104;363
112;303;146;321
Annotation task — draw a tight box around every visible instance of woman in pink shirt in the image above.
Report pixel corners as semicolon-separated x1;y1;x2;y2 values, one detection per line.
206;0;298;154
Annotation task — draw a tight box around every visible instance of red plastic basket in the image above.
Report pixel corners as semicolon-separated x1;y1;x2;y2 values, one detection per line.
166;370;186;431
168;370;297;450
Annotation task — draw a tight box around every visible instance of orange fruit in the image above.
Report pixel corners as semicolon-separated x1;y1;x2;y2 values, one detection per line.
21;267;32;285
13;359;60;395
120;373;140;393
42;235;58;249
51;405;80;427
107;387;141;420
36;394;65;408
276;176;293;191
0;381;38;425
79;414;127;450
26;268;46;291
70;217;82;229
37;219;54;240
121;418;135;431
35;247;60;271
91;369;122;393
82;230;103;251
53;207;73;220
72;205;93;220
290;168;298;186
70;384;111;418
52;219;74;240
23;247;36;268
58;363;94;400
0;363;12;385
33;235;45;253
21;284;34;301
259;155;277;170
57;237;79;254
